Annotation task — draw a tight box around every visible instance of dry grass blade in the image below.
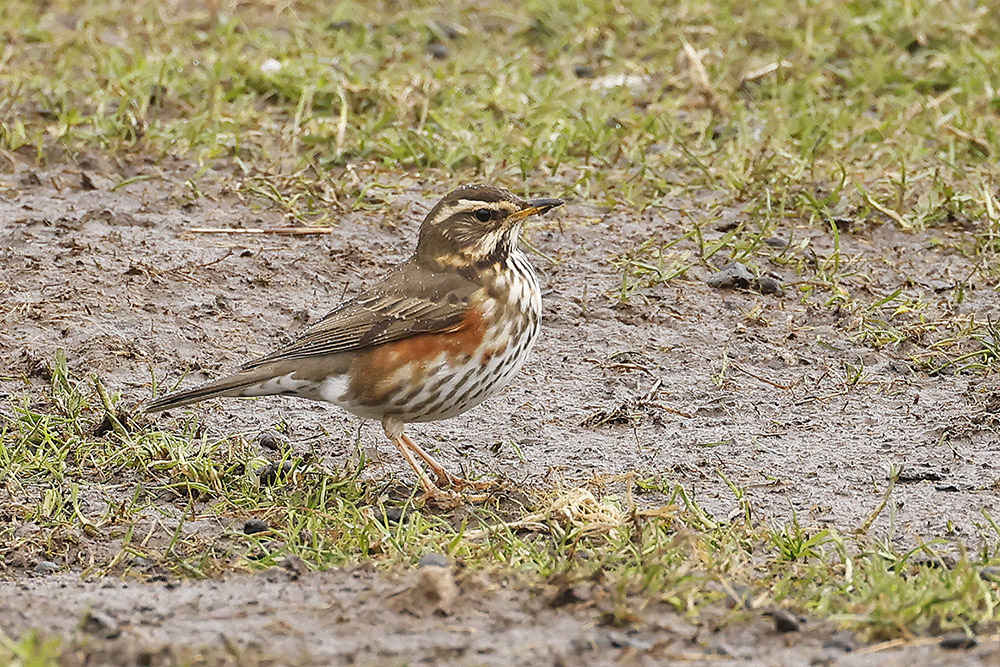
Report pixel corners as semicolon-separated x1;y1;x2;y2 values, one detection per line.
465;487;627;541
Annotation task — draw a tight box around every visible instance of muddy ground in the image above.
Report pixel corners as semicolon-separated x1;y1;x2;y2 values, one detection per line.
1;159;999;664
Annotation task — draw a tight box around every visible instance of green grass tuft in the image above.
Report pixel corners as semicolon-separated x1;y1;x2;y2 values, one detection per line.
2;360;999;641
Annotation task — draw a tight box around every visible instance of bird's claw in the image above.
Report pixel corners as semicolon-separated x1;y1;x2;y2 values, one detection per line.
434;471;495;492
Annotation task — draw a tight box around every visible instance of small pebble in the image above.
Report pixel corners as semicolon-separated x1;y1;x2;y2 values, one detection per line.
897;465;945;482
255;430;284;451
427;43;449;59
382;507;405;523
418;553;449;568
707;262;754;289
926;279;953;292
939;633;977;650
33;560;59;575
755;276;783;295
833;217;854;232
243;518;270;535
260;58;282;74
258;460;294;485
714;219;740;232
935;482;975;492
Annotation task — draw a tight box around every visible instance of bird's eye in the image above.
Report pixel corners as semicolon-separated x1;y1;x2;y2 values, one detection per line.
473;208;493;222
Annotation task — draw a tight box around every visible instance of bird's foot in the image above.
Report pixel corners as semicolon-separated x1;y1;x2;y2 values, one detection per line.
390;431;496;504
435;471;495;493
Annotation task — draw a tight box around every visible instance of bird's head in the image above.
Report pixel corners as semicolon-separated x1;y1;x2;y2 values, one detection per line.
415;185;563;267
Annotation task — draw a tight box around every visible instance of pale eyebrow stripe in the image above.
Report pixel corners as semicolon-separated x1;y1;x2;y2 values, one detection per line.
437;200;519;220
455;200;514;211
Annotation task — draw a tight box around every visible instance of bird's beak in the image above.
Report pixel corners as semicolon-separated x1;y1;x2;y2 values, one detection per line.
509;197;564;223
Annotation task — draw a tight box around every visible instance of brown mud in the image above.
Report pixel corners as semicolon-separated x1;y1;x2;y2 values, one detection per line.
1;160;999;664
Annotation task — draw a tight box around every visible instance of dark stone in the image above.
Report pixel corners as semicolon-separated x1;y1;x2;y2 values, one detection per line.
897;465;944;482
258;461;294;485
256;430;284;451
934;483;975;492
243;518;270;535
755;276;783;295
382;507;405;523
707;262;754;289
939;633;977;650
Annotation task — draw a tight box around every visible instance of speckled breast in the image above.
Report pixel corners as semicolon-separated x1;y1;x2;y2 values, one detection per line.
337;251;541;423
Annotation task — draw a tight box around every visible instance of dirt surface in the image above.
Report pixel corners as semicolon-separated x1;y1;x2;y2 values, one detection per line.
2;159;1000;663
3;566;998;666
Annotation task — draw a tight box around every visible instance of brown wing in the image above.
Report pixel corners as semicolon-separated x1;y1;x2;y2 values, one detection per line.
239;261;480;370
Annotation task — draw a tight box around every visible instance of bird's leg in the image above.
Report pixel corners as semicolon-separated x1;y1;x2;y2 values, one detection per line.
400;432;494;492
387;433;458;505
383;418;463;505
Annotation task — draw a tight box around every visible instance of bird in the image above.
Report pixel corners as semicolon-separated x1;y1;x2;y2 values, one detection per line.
144;184;564;503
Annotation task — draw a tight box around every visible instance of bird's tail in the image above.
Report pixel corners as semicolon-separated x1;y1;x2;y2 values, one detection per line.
143;371;268;413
